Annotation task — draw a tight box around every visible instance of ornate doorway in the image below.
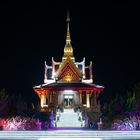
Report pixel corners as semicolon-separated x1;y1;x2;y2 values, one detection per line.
64;95;73;108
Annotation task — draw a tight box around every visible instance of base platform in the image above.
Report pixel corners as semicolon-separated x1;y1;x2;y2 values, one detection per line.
0;130;140;140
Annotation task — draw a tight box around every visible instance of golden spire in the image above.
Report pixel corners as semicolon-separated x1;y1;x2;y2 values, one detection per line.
66;11;71;44
64;11;73;57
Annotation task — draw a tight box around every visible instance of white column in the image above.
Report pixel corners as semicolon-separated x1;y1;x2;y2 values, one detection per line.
86;91;90;108
52;57;55;79
40;94;46;108
82;58;85;79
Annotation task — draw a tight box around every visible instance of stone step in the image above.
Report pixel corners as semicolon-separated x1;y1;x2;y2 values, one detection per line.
56;109;82;128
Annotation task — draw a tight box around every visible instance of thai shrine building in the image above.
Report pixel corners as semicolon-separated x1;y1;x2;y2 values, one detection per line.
33;13;104;112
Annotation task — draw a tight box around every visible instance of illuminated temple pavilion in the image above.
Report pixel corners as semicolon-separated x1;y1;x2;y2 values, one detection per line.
33;13;104;112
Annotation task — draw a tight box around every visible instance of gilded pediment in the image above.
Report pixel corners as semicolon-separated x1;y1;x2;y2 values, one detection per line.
56;57;82;81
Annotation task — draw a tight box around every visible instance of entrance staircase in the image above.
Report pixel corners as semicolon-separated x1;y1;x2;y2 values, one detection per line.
56;109;82;128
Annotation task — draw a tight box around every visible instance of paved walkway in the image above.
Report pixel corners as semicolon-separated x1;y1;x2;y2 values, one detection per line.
0;130;140;140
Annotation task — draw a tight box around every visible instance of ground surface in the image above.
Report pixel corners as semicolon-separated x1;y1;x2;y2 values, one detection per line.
0;130;140;140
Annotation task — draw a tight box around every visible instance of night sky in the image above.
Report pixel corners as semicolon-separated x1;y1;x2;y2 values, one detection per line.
0;1;139;104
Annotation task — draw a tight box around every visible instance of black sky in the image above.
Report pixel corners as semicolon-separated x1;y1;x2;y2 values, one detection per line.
0;1;139;103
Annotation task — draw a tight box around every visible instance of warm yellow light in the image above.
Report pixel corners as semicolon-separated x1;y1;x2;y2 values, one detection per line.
66;78;71;82
40;94;46;108
87;101;90;108
86;93;90;108
63;75;72;82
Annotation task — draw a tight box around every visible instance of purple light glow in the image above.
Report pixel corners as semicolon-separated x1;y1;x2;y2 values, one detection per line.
111;115;140;130
0;116;43;130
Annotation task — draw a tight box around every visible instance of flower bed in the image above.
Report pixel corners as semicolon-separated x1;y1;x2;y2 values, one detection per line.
0;116;44;130
111;115;140;130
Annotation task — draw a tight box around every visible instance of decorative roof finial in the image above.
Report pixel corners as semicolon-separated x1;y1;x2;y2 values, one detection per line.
66;10;71;44
66;10;70;22
64;11;73;57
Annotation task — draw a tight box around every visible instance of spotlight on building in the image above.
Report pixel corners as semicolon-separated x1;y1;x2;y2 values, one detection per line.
64;90;73;93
